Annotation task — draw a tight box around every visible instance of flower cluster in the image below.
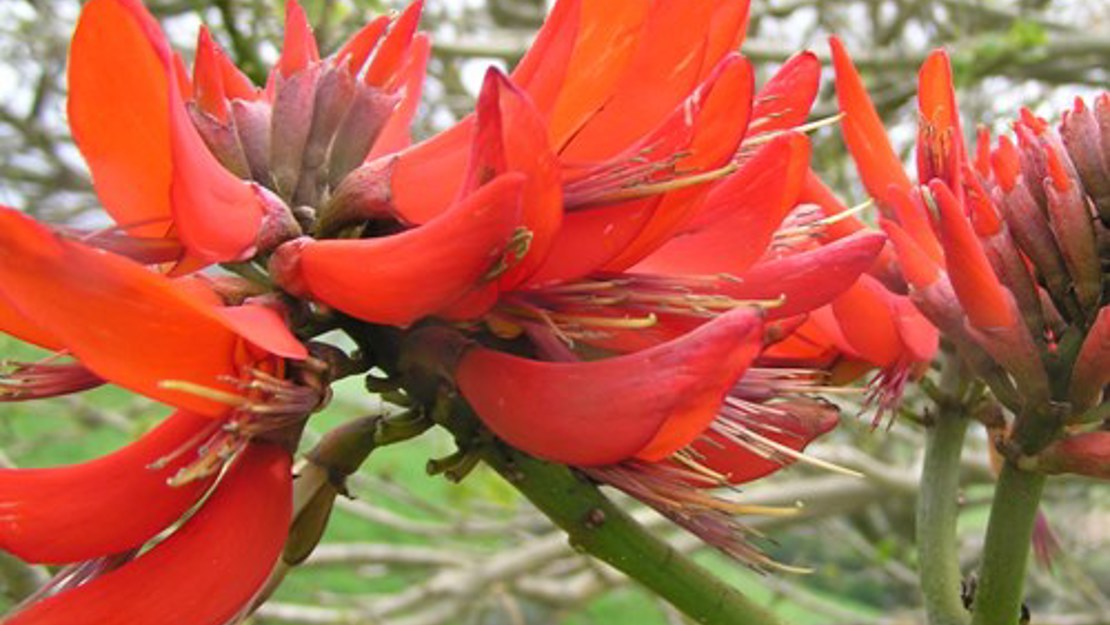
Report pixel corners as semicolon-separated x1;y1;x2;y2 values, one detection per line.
831;40;1109;465
0;0;928;621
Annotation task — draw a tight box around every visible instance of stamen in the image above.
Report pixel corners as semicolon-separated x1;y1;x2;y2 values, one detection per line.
742;114;845;148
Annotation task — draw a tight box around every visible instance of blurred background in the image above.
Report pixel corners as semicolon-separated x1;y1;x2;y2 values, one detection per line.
1;1;1108;623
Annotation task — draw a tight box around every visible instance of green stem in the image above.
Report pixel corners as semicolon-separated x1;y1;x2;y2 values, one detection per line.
477;443;790;625
918;413;971;625
970;462;1046;625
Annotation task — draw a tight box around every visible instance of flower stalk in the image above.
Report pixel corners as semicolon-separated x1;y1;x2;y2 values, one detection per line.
438;401;789;625
970;462;1046;625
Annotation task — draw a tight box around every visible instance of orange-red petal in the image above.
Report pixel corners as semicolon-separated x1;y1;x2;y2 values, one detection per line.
0;209;266;416
829;36;912;208
456;308;762;466
0;411;215;564
6;444;291;625
635;132;808;275
296;174;524;326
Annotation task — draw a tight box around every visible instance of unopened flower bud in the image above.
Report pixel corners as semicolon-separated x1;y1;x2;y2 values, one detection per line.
1032;431;1110;479
1061;97;1110;222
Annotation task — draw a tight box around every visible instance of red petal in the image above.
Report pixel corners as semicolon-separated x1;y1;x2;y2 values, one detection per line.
388;122;473;224
0;209;263;416
215;305;308;360
829;36;912;208
193;28;229;123
68;0;260;264
747;51;820;137
829;275;905;367
559;0;719;161
930;180;1015;329
456;308;762;466
298;174;524;325
916;50;965;188
368;33;431;158
336;15;390;76
278;0;319;78
0;294;61;351
6;444;290;625
0;411;214;564
365;1;424;88
716;232;888;320
509;0;581;117
546;0;651;150
467;70;562;289
168;74;262;263
602;55;756;270
68;0;174;237
634;132;808;275
703;0;751;77
881;218;941;289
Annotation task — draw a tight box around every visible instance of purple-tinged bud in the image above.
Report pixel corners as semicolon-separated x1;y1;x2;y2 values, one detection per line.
993;182;1075;316
233;99;274;184
270;64;322;199
1043;149;1102;317
1032;431;1110;479
1061;97;1110;222
188;103;251;178
981;227;1046;337
316;157;396;236
1014;118;1050;210
253;184;303;254
327;87;399;190
1096;94;1110;177
965;291;1051;407
1069;307;1110;416
294;66;358;206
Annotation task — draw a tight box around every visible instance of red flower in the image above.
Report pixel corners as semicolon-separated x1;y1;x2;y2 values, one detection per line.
0;207;317;620
831;38;1110;421
66;0;428;268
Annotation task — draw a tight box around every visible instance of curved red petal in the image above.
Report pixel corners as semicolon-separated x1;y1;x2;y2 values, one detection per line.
829;36;912;208
635;132;808;275
0;209;257;416
368;33;431;158
68;0;174;237
1069;307;1110;413
602;55;756;270
299;174;524;325
0;294;61;351
278;0;319;78
930;180;1015;329
508;0;581;117
467;71;562;289
215;305;307;360
559;0;719;161
0;411;215;564
546;0;651;150
365;1;424;88
829;275;905;367
716;231;888;320
748;51;820;137
456;308;762;466
7;444;291;625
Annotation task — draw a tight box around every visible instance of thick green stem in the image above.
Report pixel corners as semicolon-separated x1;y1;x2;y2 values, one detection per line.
477;442;790;625
970;462;1047;625
918;414;971;625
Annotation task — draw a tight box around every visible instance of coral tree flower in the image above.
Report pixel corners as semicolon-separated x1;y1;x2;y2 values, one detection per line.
66;0;428;269
832;39;1110;450
0;206;316;622
370;0;893;564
